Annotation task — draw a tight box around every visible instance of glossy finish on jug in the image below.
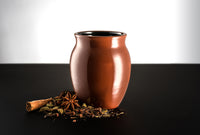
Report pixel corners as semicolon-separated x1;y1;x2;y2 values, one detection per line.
70;31;131;109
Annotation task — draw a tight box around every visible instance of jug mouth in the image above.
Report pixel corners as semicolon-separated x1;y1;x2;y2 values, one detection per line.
75;31;126;37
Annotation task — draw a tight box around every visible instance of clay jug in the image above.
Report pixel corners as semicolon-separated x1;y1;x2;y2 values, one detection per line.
70;31;131;109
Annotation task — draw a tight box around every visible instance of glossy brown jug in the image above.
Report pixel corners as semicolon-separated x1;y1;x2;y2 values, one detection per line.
70;31;131;109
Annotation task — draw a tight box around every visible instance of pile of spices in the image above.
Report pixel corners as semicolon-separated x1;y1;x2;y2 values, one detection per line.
26;91;125;122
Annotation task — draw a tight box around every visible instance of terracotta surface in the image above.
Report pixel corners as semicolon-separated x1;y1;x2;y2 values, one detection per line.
70;31;131;109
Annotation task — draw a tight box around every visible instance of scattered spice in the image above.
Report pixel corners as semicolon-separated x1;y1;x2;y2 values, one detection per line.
26;91;125;123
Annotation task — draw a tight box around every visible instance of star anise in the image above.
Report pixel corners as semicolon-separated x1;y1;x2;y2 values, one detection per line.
61;92;80;111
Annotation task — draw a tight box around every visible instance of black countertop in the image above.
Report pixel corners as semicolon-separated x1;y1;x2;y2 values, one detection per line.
0;64;200;135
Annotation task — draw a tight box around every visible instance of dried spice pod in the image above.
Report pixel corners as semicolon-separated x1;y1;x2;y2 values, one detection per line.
57;109;64;114
39;106;50;112
61;92;80;111
46;102;54;107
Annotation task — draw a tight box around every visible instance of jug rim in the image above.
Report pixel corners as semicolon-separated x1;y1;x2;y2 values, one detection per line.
75;31;126;37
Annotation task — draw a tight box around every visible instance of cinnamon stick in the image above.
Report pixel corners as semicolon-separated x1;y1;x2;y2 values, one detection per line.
26;97;52;112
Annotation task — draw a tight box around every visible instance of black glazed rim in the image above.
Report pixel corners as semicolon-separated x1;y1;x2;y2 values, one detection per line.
75;31;126;37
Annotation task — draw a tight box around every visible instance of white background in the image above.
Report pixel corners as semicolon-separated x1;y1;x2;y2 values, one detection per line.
0;0;199;63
